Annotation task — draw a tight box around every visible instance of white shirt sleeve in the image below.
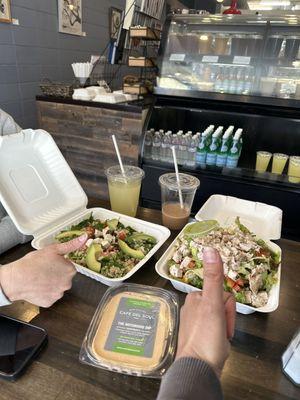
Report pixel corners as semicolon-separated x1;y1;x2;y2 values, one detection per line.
0;267;12;306
0;109;22;136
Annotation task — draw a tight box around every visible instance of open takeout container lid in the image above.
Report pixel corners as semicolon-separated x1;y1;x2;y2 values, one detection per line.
0;129;88;236
195;194;282;240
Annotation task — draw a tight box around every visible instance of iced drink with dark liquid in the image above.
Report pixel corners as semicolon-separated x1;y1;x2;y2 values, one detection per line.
162;203;190;231
159;173;200;231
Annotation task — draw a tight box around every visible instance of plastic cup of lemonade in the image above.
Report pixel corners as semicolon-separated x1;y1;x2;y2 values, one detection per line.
106;165;145;217
159;173;200;231
271;153;289;175
288;156;300;183
256;151;272;173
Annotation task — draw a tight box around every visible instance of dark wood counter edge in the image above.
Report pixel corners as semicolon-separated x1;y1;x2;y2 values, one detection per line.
36;95;155;113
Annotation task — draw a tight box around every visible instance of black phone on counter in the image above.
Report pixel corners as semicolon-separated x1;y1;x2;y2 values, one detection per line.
0;314;48;381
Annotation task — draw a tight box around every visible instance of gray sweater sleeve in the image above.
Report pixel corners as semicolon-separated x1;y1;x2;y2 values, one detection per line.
0;216;32;255
157;358;223;400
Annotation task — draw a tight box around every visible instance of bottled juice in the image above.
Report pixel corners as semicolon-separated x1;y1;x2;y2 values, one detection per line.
255;151;272;173
288;156;300;183
271;153;289;174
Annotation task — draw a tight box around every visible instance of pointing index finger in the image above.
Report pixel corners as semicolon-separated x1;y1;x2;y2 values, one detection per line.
202;247;224;306
50;233;88;256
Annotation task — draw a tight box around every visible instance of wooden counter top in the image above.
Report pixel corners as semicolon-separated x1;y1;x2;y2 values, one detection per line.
0;199;299;400
36;95;154;113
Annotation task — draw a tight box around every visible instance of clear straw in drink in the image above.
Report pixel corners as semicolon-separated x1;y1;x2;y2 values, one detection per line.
171;146;184;209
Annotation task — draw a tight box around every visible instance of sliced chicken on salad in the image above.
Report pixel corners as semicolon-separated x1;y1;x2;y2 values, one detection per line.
168;218;280;308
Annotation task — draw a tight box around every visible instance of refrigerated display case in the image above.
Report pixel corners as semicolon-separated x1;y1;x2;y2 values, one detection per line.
138;13;300;240
156;13;300;104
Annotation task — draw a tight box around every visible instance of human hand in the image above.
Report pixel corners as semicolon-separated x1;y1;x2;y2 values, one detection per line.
0;234;88;307
176;247;236;377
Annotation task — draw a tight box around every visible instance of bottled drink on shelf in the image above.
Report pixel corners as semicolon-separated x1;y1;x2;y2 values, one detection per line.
152;132;162;161
196;125;215;167
216;126;235;167
206;126;224;166
144;130;153;159
166;131;173;163
161;132;172;163
177;131;184;164
244;68;253;95
186;134;198;168
171;132;180;156
226;128;243;168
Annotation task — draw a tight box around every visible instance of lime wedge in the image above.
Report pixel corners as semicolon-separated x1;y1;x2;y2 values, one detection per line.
183;220;219;237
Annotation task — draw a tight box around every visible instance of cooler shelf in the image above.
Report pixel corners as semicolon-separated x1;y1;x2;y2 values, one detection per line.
139;94;300;240
142;158;300;193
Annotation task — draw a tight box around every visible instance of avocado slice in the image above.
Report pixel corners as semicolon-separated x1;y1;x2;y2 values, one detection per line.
86;244;102;273
118;239;145;260
55;230;84;240
107;219;119;231
130;233;157;244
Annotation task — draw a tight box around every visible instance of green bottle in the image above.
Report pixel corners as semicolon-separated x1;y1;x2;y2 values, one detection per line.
226;128;243;168
206;126;224;166
196;125;215;167
216;126;234;167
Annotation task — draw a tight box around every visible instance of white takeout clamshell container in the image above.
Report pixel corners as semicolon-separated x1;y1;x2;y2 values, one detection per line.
156;195;283;315
0;130;170;286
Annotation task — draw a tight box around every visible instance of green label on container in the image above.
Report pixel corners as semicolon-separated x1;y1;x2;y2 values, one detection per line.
104;297;160;358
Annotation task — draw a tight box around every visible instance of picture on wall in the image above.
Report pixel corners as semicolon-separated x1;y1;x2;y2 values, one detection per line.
109;7;123;40
58;0;82;36
0;0;11;23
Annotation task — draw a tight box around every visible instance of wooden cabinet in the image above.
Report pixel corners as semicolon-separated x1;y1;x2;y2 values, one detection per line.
37;97;149;200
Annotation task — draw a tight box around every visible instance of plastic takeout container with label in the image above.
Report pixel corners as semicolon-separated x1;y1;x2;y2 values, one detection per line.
0;130;170;286
79;283;179;378
156;195;283;315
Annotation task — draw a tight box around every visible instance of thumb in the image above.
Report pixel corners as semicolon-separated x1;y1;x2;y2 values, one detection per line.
50;233;88;256
202;247;224;307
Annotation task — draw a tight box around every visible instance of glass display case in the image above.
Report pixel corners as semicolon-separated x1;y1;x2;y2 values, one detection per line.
156;13;300;102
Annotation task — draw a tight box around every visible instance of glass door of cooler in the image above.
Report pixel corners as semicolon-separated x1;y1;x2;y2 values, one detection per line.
157;13;300;102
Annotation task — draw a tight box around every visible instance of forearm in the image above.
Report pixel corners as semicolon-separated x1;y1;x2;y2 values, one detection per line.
157;358;223;400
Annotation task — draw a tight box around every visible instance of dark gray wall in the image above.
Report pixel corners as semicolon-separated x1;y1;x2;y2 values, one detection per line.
0;0;125;129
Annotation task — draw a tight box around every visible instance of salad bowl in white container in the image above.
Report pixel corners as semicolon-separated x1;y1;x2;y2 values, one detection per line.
156;195;283;315
32;207;170;287
0;130;170;286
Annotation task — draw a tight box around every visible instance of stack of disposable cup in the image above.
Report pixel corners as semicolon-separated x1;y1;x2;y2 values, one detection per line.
71;62;93;86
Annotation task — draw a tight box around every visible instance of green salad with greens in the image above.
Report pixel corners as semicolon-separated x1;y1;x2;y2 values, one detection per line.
168;218;281;308
55;214;157;278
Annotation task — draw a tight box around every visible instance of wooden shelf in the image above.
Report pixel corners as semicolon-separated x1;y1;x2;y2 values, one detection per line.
130;27;161;41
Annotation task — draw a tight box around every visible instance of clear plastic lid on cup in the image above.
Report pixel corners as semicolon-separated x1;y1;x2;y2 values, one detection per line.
159;173;200;231
106;165;145;183
159;173;200;192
